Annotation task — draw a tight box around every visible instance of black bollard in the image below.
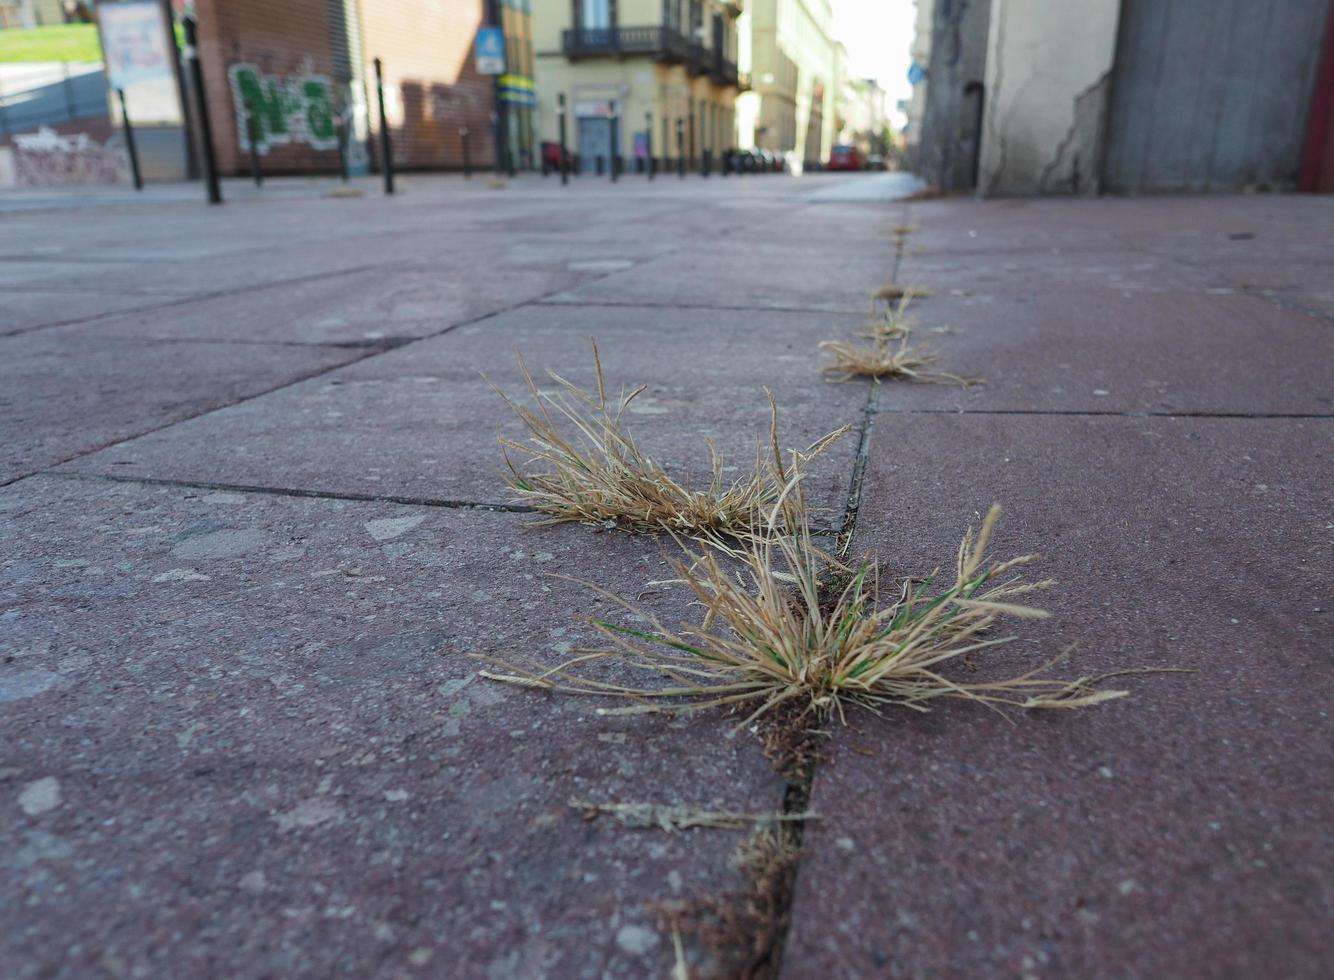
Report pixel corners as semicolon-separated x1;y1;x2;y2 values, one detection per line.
116;88;142;191
558;93;569;185
181;16;221;204
247;111;263;187
373;58;394;194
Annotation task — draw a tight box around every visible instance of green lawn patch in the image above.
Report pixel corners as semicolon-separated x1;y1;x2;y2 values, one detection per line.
0;24;103;64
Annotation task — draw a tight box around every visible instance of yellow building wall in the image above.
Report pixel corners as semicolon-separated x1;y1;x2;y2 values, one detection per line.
532;0;741;163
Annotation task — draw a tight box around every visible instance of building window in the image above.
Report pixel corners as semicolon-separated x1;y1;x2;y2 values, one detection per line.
582;0;610;29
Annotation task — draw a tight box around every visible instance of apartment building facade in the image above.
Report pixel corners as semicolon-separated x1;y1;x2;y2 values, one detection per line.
532;0;746;173
733;0;840;169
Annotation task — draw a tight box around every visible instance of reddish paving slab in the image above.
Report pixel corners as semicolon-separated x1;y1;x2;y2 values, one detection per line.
896;246;1216;296
0;290;175;337
347;302;867;387
854;288;1334;416
0;333;361;485
902;195;1334;320
782;413;1332;979
37;264;595;347
548;242;895;313
58;306;870;517
0;476;785;978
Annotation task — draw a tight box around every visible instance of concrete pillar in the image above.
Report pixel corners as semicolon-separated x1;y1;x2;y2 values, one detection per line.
978;0;1121;195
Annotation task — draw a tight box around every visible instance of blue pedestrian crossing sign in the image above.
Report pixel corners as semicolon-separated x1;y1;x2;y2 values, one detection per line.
475;28;506;75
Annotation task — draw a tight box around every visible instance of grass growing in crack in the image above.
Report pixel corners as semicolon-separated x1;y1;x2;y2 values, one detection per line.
480;474;1129;726
864;293;920;341
489;340;848;542
659;826;800;980
820;334;975;387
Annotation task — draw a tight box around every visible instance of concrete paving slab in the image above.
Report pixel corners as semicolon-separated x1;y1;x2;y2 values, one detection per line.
343;302;867;387
0;475;785;978
36;264;595;346
547;244;894;313
0;334;362;486
57;371;862;519
782;412;1332;979
897;245;1216;296
0;289;176;336
803;173;925;202
853;288;1334;416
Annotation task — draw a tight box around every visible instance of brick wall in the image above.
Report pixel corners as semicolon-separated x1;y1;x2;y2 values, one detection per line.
360;0;496;170
195;0;339;175
193;0;496;175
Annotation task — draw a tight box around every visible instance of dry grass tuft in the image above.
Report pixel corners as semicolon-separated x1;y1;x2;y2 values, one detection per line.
489;340;847;541
872;283;931;305
864;294;918;340
820;334;976;387
480;477;1130;726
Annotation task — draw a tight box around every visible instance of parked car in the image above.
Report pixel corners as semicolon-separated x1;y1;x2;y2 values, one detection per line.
541;140;574;172
827;144;863;171
865;153;886;171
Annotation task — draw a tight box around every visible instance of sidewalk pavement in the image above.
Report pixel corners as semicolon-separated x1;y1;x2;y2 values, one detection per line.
1;174;1331;977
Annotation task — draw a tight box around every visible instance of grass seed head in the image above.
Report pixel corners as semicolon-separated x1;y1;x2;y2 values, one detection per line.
820;334;976;387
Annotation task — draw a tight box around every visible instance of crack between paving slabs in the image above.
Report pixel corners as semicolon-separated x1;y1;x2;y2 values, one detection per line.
750;202;910;979
0;263;382;339
44;471;534;513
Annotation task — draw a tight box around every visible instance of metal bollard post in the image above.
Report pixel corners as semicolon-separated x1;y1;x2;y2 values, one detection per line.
645;111;654;180
558;93;569;186
335;110;349;181
461;126;472;178
609;103;618;183
247;111;263;187
181;16;221;205
373;57;394;194
676;118;685;178
116;88;142;191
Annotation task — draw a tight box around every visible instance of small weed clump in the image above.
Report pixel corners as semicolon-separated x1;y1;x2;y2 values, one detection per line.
481;478;1126;726
490;341;846;542
820;334;974;387
864;294;920;340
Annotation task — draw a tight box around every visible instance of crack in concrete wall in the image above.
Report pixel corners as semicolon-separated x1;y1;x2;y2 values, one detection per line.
1038;69;1111;194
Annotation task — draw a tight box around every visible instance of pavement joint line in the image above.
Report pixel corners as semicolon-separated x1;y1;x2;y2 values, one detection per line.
0;348;386;490
0;263;382;338
533;298;863;316
767;200;911;977
871;407;1333;420
2;255;657;490
42;471;533;512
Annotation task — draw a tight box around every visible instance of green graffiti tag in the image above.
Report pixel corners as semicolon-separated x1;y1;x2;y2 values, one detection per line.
227;64;338;154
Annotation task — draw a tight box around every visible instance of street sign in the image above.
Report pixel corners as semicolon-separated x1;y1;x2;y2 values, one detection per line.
908;62;925;86
475;28;506;75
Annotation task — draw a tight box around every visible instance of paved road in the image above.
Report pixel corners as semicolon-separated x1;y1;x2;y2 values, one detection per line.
1;173;1330;977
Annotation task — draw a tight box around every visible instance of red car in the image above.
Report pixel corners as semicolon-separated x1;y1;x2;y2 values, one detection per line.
826;144;863;171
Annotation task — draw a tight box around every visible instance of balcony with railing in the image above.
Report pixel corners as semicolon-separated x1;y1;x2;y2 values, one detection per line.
710;52;739;87
561;26;691;62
